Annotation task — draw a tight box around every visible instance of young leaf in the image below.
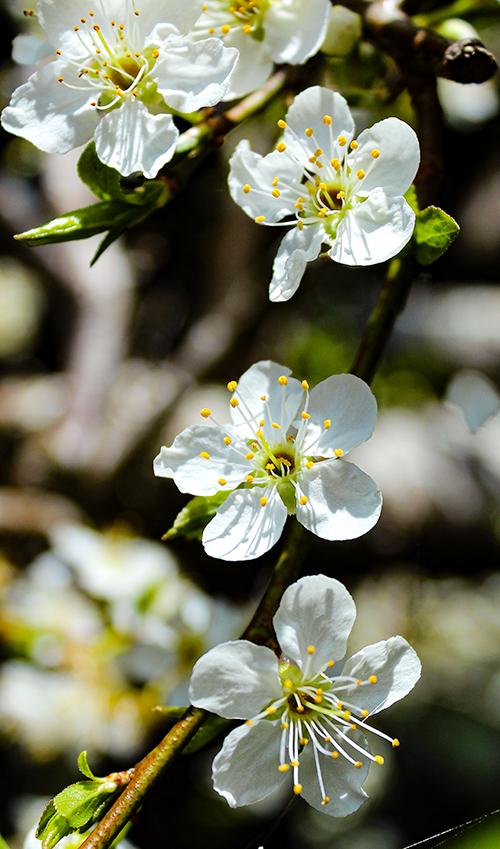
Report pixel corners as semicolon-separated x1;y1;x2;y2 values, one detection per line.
163;492;231;541
77;750;96;781
414;205;460;265
53;780;118;829
14;202;139;247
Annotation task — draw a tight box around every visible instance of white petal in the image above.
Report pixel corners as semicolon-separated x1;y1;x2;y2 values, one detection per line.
153;36;238;112
329;190;415;266
139;0;203;37
12;34;52;66
212;721;285;807
446;369;500;433
270;224;324;302
37;0;89;49
302;374;377;456
284;86;355;165
265;0;331;64
273;575;356;673
296;460;382;541
340;637;421;715
228;140;303;223
300;730;369;816
219;31;274;99
1;63;97;154
229;360;304;439
94;100;178;179
189;640;282;719
202;485;288;561
353;118;420;196
153;425;250;496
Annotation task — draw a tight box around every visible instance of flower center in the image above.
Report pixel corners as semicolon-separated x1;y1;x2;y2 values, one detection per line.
201;0;268;38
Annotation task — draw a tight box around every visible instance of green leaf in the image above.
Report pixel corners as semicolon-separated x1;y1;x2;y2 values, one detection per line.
404;184;419;214
77;750;96;780
36;801;73;849
53;780;118;829
163;491;231;541
414;205;460;265
77;144;124;203
14;201;140;247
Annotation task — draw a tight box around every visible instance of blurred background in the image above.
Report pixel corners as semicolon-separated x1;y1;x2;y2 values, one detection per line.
1;2;500;848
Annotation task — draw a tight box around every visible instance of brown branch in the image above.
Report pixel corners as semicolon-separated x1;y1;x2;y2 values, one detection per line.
335;0;497;82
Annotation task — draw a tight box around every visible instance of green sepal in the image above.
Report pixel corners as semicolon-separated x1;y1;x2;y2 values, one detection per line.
277;478;296;514
414;205;460;265
163;491;231;541
154;706;230;754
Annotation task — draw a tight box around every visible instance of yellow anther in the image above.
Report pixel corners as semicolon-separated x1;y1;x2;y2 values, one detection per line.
296;704;305;713
336;701;343;710
324;419;332;429
331;158;341;170
243;23;252;33
374;755;385;765
301;380;309;390
356;680;363;686
230;397;239;408
322;795;331;806
350;139;359;149
318;208;327;218
356;169;365;179
272;177;279;186
199;451;210;460
327;660;335;668
251;442;259;450
314;695;323;704
276;142;287;153
290;760;300;768
266;705;277;715
361;709;369;717
281;721;289;729
369;675;378;684
392;739;400;748
284;679;293;690
336;191;346;200
351;723;357;730
224;436;232;446
338;135;347;146
278;375;288;385
272;189;281;198
246;452;254;460
301;411;311;420
323;114;333;125
247;474;255;483
307;644;316;655
245;719;253;725
278;763;290;772
243;184;251;193
343;710;351;719
371;148;381;158
277;119;287;129
271;422;281;429
260;496;268;507
200;408;212;418
260;394;268;401
293;784;303;795
266;463;275;471
218;478;227;486
299;496;308;506
151;48;159;58
331;750;339;759
314;148;324;157
305;127;313;137
306;460;315;469
334;448;344;458
227;380;238;392
354;761;363;769
221;23;231;33
255;215;266;223
300;737;309;746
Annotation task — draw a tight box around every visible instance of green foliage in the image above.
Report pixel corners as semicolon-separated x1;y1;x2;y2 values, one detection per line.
414;205;460;265
36;752;121;849
15;144;169;264
163;492;231;542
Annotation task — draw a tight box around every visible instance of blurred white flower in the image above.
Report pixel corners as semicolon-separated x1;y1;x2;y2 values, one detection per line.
190;575;420;816
321;6;361;57
446;369;500;433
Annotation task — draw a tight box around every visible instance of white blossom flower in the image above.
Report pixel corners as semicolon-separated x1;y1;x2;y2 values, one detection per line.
229;86;420;301
445;369;500;433
154;360;382;561
193;0;331;99
189;574;421;815
1;1;238;178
